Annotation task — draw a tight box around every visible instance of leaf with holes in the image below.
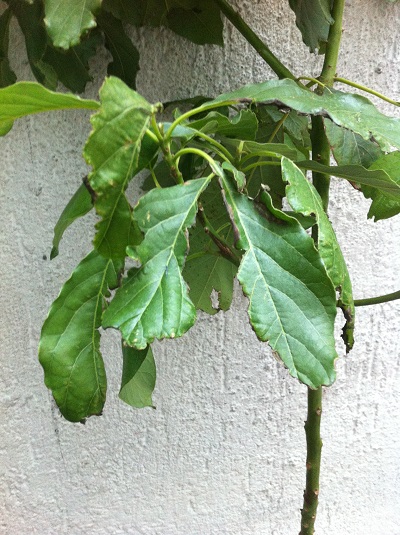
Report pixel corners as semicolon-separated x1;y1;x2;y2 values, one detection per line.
183;180;238;314
103;178;211;347
220;174;337;388
84;76;158;258
39;251;123;422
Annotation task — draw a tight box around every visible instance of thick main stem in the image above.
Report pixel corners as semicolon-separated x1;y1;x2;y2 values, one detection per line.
300;388;323;535
213;0;296;80
300;2;346;533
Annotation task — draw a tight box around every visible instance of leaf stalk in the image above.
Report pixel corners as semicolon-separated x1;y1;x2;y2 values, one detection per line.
354;290;400;307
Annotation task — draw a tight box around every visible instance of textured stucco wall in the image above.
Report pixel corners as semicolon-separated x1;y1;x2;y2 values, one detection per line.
1;1;400;534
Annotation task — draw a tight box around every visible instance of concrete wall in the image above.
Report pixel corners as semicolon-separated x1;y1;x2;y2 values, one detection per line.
1;1;399;533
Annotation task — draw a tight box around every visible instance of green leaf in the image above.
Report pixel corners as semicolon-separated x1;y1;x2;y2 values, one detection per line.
282;158;355;350
51;182;93;259
39;251;123;422
96;11;140;89
0;9;17;87
324;119;383;167
190;110;258;140
222;161;246;191
44;0;102;49
84;77;157;258
296;160;400;199
167;0;223;45
0;81;99;135
102;0;142;25
220;174;337;388
288;0;333;52
364;152;400;221
103;178;211;348
210;79;400;151
7;0;102;92
183;180;237;314
119;344;156;408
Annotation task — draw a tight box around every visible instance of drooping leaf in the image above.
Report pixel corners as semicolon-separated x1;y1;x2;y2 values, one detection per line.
44;0;102;49
44;30;103;93
210;79;400;151
220;174;338;388
51;182;93;259
167;0;223;45
0;81;99;135
324;119;383;168
119;344;156;408
102;0;142;25
363;152;400;221
288;0;333;52
103;178;211;348
39;251;123;422
183;180;238;314
96;11;140;89
282;158;355;350
7;0;101;92
84;76;158;258
0;9;17;87
296;160;400;199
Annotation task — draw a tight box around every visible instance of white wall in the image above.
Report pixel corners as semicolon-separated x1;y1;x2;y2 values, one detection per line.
1;1;399;534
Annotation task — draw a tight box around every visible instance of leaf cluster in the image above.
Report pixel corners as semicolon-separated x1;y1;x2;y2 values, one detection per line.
4;73;398;421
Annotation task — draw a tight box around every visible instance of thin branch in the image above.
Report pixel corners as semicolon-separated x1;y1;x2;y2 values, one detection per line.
354;290;400;307
334;77;400;107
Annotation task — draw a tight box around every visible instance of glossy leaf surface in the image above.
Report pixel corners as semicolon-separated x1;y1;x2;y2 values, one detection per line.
39;251;122;422
84;77;156;258
0;82;99;135
211;80;400;151
103;178;211;347
44;0;102;49
120;344;156;408
221;175;337;388
282;158;354;349
51;182;93;259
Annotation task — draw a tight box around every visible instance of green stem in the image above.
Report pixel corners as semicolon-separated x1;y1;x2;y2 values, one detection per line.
301;4;346;533
213;0;296;80
319;0;346;87
300;387;323;535
354;290;400;307
174;147;219;172
152;116;184;185
241;161;280;173
334;77;400;107
192;130;234;162
165;100;237;140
